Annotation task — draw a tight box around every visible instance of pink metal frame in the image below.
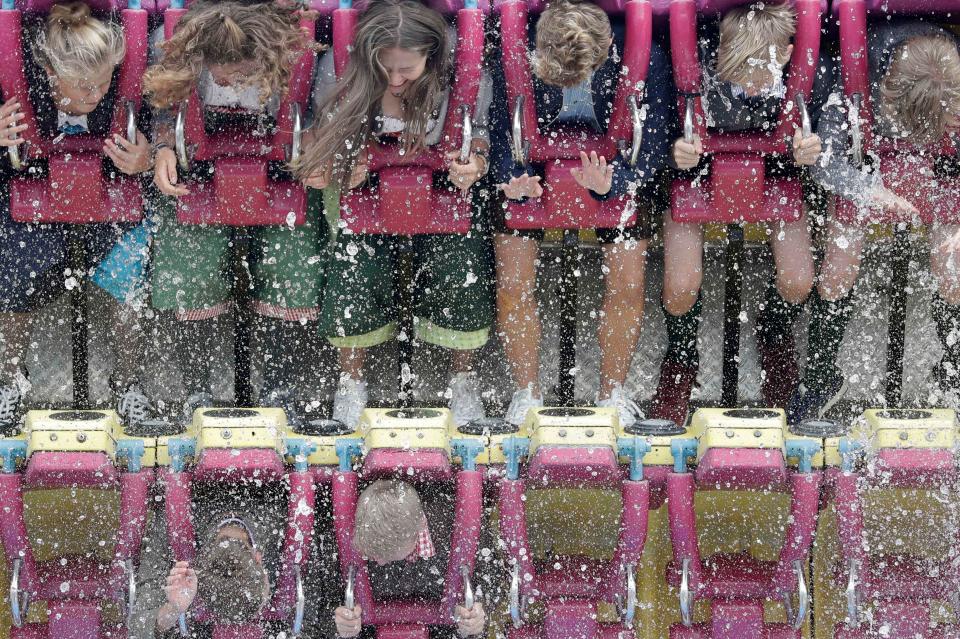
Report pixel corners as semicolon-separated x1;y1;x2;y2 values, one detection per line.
497;0;651;230
665;450;820;639
0;3;148;223
160;447;317;637
834;0;960;225
0;454;153;639
497;444;650;639
330;450;483;638
331;4;484;234
668;0;822;223
161;9;316;226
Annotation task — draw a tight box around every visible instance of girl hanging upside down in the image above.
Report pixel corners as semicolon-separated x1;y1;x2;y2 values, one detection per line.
294;0;494;428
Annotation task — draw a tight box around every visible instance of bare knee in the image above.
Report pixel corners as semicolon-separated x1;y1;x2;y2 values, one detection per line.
776;268;814;305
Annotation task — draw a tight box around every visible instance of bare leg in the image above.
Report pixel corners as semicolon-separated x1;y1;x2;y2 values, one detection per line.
598;237;648;397
661;212;704;317
495;233;542;397
0;312;32;383
817;215;867;301
930;223;960;305
768;209;815;305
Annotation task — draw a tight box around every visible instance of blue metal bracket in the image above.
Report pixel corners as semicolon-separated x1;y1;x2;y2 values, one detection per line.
339;0;352;8
285;438;317;473
501;436;530;480
167;438;196;473
785;439;822;474
838;438;865;473
169;0;185;8
116;440;146;473
463;0;478;8
128;0;142;9
335;438;363;472
0;440;27;474
450;438;484;472
617;436;652;481
1;1;15;10
671;438;698;473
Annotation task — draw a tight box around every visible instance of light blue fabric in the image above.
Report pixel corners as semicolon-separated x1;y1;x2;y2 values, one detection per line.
92;221;151;306
557;75;601;131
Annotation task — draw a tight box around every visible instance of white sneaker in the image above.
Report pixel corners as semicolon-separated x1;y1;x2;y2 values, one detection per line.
0;370;30;429
505;387;543;426
448;372;485;426
597;384;643;428
333;374;368;429
117;383;154;427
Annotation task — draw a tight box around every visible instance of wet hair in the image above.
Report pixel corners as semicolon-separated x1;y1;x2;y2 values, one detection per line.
531;0;611;88
352;480;425;562
143;0;309;109
195;536;266;624
292;0;451;186
716;2;796;86
32;2;125;80
880;35;960;145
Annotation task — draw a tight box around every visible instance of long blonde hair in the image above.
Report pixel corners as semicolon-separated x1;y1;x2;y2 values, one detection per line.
143;0;309;110
33;2;125;79
292;0;451;185
881;35;960;145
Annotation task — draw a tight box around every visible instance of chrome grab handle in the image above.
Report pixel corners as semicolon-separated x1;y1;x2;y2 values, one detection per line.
846;559;860;628
849;93;864;169
783;560;808;630
175;103;190;172
178;612;188;637
344;564;356;611
796;92;812;139
293;565;305;636
125;558;137;626
508;562;521;628
126;101;138;145
510;95;527;166
627;94;644;168
459;106;473;164
7;105;24;169
621;563;636;628
10;558;30;628
289;103;303;164
460;564;474;611
683;99;695;145
679;557;693;627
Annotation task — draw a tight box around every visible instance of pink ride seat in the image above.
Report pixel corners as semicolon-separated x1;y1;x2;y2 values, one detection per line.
24;452;118;489
192;448;286;482
525;446;621;487
695;448;789;490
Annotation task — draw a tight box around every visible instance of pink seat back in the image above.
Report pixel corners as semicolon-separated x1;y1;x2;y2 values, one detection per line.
697;0;827;13
18;0;132;10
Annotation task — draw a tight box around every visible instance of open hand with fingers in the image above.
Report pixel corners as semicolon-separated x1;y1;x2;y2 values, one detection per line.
570;150;613;195
0;98;27;148
498;173;543;200
163;561;197;615
104;131;152;175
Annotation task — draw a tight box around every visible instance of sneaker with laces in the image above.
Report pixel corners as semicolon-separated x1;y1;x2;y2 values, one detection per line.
0;371;30;433
333;374;368;429
649;358;698;428
786;374;848;425
182;391;215;421
448;372;485;427
262;386;303;428
505;387;543;426
597;384;643;427
117;383;154;427
757;334;800;409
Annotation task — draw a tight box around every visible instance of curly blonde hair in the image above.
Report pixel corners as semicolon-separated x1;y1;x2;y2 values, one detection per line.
531;0;611;88
716;2;796;86
33;2;125;80
881;35;960;145
143;0;310;110
353;480;425;562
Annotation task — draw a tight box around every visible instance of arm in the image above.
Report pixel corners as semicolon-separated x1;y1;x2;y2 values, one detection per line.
808;90;879;207
487;52;539;199
128;508;175;639
592;42;676;201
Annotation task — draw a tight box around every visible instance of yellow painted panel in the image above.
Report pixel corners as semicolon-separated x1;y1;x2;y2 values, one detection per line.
362;407;452;451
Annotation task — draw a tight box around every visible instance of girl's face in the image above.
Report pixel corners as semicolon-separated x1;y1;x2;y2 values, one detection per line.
378;47;428;97
208;60;260;87
48;63;114;115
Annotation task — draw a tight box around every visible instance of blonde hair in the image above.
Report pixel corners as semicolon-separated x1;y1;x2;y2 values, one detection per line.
716;2;796;86
881;35;960;145
531;0;611;88
33;2;125;80
144;0;310;110
353;480;425;561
